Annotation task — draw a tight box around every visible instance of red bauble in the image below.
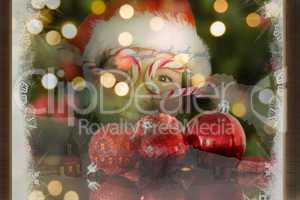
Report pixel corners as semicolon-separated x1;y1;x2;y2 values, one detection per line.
135;113;188;159
186;112;246;159
88;124;137;175
30;95;73;123
187;181;243;200
90;177;140;200
62;61;82;81
141;182;186;200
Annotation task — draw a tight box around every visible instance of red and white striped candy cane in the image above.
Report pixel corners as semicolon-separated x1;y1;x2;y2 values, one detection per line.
144;57;210;99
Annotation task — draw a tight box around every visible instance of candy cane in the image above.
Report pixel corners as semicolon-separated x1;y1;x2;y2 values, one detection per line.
83;48;211;99
143;57;209;99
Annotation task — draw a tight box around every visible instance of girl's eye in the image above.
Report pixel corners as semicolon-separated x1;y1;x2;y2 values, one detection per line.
158;75;173;83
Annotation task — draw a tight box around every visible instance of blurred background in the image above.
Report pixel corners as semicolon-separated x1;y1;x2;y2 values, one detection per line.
25;0;279;161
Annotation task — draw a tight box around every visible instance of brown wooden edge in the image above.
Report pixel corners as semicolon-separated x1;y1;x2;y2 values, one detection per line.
285;0;300;199
0;0;11;199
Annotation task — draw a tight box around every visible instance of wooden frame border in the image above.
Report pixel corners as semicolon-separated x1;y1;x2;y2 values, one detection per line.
0;0;11;199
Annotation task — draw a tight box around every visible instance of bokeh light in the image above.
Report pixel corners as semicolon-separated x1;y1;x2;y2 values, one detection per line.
31;0;46;9
72;76;86;91
114;81;130;96
258;88;274;104
181;166;192;172
47;180;63;196
246;12;261;28
231;102;247;118
115;55;134;71
191;73;206;88
150;17;165;32
264;122;276;135
91;0;106;15
100;72;117;88
174;54;190;65
46;0;61;10
119;4;134;19
118;32;133;47
28;190;46;200
56;69;65;78
61;23;78;39
64;191;79;200
213;0;229;13
46;30;61;46
26;19;44;35
41;73;58;90
210;21;226;37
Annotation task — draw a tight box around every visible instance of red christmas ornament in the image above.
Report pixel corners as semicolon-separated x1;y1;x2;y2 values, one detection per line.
88;124;137;175
186;111;246;159
90;177;140;200
141;182;186;200
30;95;73;123
62;61;82;81
135;113;188;159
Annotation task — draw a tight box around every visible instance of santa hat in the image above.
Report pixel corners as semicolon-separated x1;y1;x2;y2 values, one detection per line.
73;0;211;77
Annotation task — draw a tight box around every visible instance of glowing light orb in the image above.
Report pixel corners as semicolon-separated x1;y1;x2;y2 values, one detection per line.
41;73;58;90
28;190;46;200
26;19;43;35
56;69;65;78
46;30;61;46
114;81;130;96
264;122;276;135
118;32;133;47
100;72;117;88
115;56;134;71
231;102;247;118
174;53;190;65
181;166;192;172
47;180;63;197
61;23;78;39
191;73;206;88
246;13;261;28
210;21;226;37
64;191;79;200
91;0;106;15
72;76;86;91
46;0;61;9
213;0;229;13
119;4;134;19
31;0;46;9
258;88;274;104
150;17;165;32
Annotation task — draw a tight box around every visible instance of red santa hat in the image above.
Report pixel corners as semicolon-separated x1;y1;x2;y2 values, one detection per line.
73;0;211;77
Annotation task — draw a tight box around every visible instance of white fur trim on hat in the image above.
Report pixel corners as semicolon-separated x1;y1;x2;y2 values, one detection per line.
83;13;211;76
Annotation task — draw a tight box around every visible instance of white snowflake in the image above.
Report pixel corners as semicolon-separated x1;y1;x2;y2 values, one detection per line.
87;179;100;191
87;162;98;175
